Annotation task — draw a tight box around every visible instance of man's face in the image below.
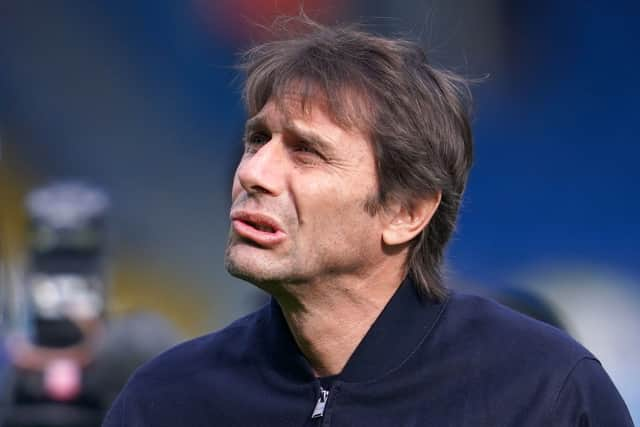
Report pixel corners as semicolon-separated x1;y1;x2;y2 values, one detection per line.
225;96;387;288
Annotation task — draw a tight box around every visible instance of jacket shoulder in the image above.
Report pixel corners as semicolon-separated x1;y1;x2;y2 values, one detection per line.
102;305;271;426
127;304;268;388
443;292;593;367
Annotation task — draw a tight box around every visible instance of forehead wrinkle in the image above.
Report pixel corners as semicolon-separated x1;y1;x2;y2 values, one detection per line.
271;78;373;134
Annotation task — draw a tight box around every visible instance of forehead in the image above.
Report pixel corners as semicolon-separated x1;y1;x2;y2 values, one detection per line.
248;94;336;130
250;80;373;136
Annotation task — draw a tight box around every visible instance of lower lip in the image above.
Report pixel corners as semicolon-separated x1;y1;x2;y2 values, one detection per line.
232;219;287;247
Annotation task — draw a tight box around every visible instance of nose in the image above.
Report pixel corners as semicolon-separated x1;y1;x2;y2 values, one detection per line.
236;138;285;197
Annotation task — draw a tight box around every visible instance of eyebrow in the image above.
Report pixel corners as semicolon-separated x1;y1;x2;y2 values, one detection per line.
244;116;267;134
244;115;336;155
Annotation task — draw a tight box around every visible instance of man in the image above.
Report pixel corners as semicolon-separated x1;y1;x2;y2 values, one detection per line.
103;18;633;426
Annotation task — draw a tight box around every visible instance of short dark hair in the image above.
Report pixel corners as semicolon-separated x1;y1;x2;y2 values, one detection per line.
239;17;473;301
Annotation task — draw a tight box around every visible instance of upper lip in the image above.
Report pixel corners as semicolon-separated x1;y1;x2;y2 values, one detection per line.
230;210;285;233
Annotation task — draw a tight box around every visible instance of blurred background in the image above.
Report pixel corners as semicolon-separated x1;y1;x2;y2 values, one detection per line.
0;0;638;424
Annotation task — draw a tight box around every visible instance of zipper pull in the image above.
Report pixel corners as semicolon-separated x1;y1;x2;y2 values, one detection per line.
311;388;330;419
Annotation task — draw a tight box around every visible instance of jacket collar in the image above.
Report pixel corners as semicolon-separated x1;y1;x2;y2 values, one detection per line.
264;278;448;384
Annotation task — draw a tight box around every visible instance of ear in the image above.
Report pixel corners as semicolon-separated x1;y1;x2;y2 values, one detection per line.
381;192;442;246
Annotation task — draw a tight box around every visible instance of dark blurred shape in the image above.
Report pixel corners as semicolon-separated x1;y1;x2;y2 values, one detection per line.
491;287;566;331
2;181;182;427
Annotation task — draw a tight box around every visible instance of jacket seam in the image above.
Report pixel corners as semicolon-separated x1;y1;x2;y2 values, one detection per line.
347;293;451;385
548;355;599;425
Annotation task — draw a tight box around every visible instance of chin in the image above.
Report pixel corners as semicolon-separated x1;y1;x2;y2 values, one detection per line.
226;248;278;284
225;255;306;298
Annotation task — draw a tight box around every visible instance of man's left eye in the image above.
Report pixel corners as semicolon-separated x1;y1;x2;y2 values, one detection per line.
295;145;316;154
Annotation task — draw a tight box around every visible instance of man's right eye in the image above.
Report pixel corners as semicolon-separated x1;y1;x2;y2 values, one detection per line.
245;132;270;152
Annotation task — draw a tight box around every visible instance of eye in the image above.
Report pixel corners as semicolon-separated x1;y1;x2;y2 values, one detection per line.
294;144;317;154
291;141;324;165
250;132;270;144
244;132;270;152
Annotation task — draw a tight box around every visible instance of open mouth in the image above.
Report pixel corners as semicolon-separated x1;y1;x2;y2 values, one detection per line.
243;220;275;233
230;211;286;247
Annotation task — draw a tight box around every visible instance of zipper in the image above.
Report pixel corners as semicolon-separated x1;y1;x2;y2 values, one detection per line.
311;387;330;419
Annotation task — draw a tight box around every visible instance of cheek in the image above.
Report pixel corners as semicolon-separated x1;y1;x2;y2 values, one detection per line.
231;173;242;201
302;187;371;233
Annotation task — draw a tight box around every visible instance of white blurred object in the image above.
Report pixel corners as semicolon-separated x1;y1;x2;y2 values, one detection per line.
517;264;640;424
29;273;103;320
26;181;109;230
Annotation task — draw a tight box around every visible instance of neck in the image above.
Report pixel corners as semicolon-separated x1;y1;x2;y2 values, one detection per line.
272;265;405;377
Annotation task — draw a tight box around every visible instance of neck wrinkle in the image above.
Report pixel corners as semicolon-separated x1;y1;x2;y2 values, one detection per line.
273;267;405;378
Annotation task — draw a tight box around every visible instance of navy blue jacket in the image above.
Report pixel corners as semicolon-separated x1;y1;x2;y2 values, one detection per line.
103;280;633;426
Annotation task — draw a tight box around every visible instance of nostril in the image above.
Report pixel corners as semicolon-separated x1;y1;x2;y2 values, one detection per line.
248;184;270;195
